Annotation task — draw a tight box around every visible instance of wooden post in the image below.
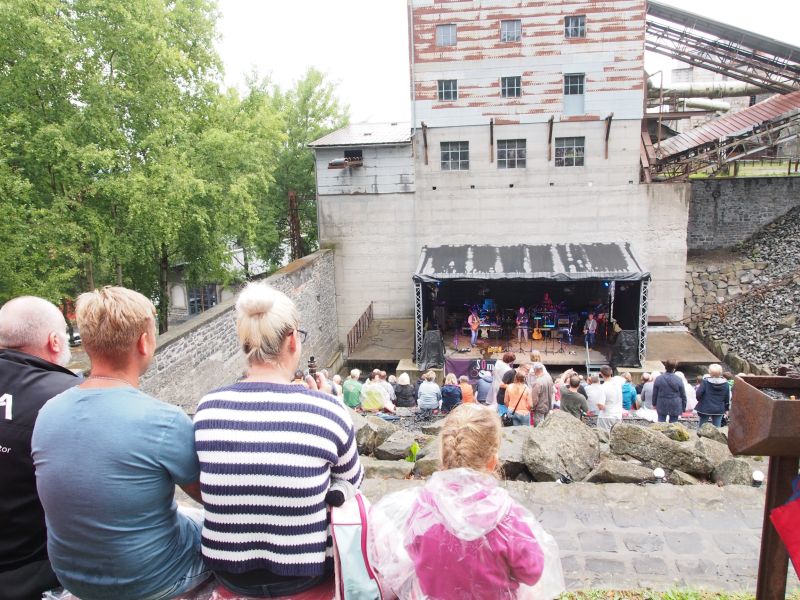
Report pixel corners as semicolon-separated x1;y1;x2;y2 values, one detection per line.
756;455;800;600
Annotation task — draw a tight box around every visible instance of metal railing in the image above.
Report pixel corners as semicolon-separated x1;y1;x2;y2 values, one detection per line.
347;302;374;355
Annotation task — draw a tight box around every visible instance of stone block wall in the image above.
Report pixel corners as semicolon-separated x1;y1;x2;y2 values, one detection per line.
683;258;770;324
140;250;339;413
687;177;800;250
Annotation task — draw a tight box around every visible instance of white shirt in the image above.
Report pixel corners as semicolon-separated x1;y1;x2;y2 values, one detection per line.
585;384;604;414
600;378;623;419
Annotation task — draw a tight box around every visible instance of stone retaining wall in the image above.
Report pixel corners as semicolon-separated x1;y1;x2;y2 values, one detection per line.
688;177;800;250
683;258;769;323
140;250;339;412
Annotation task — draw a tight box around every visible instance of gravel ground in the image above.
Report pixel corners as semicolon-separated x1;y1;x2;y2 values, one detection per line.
703;206;800;371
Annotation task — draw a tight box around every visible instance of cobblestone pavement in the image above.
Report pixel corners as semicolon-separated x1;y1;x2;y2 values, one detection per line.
360;479;800;594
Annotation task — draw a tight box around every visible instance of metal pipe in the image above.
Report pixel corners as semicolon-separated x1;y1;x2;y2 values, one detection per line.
647;80;767;99
680;98;731;111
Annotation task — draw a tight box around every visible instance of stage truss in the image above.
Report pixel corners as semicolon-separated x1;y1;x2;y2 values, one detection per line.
638;278;651;366
414;282;424;361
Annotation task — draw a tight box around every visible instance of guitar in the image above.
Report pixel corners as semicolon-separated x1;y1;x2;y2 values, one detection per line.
531;316;543;340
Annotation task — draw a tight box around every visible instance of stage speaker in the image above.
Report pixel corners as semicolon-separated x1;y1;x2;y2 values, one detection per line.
611;330;639;368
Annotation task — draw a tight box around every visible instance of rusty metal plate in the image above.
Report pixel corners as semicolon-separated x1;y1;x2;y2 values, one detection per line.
728;375;800;456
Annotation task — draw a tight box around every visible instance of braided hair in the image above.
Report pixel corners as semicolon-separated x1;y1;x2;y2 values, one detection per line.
439;404;502;475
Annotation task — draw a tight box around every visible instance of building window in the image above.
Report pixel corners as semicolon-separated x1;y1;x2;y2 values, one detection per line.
497;139;526;169
500;19;521;42
501;76;521;98
564;73;585;115
441;141;469;171
437;79;458;101
565;15;586;38
555;137;585;167
436;23;457;46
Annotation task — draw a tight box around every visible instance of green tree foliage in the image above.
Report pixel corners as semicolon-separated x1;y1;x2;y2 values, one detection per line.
0;1;346;331
257;68;349;266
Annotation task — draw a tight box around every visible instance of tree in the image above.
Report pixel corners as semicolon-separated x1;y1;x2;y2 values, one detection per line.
256;68;349;266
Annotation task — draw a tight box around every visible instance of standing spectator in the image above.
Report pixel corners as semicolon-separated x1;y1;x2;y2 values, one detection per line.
584;375;604;415
193;282;363;596
32;287;210;600
560;375;589;419
597;365;623;431
490;352;515;410
620;372;637;412
459;375;476;404
475;370;493;404
342;369;362;409
441;373;463;413
394;372;417;408
0;297;81;600
499;362;519;417
529;363;552;426
505;372;532;426
361;370;394;413
652;360;686;423
417;371;442;414
695;364;731;428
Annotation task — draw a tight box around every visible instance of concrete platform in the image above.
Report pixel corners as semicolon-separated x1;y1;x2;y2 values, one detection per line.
347;319;415;362
646;326;720;365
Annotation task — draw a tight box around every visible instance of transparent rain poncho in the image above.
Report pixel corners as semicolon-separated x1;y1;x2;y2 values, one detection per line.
367;468;565;599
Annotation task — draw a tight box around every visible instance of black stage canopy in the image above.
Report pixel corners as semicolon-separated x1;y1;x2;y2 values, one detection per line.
413;243;650;283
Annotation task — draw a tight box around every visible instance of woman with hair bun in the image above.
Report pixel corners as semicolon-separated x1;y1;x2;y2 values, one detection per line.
368;404;565;599
193;282;364;597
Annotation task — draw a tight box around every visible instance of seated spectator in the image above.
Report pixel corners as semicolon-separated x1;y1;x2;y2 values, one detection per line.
475;370;493;404
636;372;650;396
193;282;363;597
331;373;343;399
417;371;441;413
32;286;209;600
291;369;307;386
560;375;589;419
585;374;603;415
695;363;731;428
459;375;476;404
394;372;417;408
0;296;81;600
379;370;397;405
368;404;565;599
620;372;637;412
505;372;532;426
653;360;686;423
342;368;362;409
361;369;395;413
634;372;659;422
441;373;463;413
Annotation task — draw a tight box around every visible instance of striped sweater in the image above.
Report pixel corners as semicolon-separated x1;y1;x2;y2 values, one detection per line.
193;382;364;577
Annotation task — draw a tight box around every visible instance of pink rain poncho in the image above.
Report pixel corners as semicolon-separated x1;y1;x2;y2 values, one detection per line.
367;468;565;599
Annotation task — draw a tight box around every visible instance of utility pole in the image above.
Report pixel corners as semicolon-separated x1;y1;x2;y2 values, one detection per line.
288;190;302;262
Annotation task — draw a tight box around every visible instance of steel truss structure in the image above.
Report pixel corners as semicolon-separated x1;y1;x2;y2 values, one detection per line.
646;21;800;94
651;112;800;181
414;282;424;362
638;278;650;366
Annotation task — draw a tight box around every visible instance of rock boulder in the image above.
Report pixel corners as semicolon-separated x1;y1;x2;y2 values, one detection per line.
649;422;691;442
695;437;732;468
374;430;419;461
414;441;441;477
523;411;600;482
356;416;398;455
421;419;446;436
610;423;714;477
498;426;533;480
697;423;728;445
584;460;657;484
360;456;414;479
668;470;700;486
712;458;753;486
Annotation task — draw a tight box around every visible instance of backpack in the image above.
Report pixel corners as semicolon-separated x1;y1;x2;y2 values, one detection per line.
331;492;384;600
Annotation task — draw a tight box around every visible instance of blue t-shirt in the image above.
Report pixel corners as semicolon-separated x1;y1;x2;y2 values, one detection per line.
31;386;201;600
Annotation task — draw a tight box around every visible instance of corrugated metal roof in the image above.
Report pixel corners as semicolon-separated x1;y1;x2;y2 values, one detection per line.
655;90;800;158
309;122;411;147
413;243;650;283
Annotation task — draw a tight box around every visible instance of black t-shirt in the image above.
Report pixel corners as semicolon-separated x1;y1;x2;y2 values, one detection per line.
0;350;80;571
497;368;516;405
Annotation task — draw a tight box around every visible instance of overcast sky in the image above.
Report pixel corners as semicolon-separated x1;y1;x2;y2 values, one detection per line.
215;0;798;123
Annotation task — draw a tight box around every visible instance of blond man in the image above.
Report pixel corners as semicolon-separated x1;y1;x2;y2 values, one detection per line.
32;287;209;600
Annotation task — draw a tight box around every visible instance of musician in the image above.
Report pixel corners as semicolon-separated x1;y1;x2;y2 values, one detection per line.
541;293;554;311
516;307;529;343
467;308;480;347
584;313;598;348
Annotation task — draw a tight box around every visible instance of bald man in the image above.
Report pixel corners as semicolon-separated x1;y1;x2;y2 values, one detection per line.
0;296;80;600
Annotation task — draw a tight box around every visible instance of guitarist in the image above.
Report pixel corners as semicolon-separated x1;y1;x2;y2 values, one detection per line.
467;308;480;348
516;306;529;344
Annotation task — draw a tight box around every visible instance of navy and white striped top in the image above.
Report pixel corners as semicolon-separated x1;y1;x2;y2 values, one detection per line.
193;382;364;577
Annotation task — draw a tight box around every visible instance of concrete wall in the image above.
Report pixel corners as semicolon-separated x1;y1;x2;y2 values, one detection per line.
314;144;415;195
140;250;340;413
409;0;646;126
687;177;800;250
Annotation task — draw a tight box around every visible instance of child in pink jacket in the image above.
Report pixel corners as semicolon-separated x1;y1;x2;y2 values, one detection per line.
368;404;564;599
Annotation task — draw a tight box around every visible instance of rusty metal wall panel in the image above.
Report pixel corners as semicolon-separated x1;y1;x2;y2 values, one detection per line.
409;0;646;126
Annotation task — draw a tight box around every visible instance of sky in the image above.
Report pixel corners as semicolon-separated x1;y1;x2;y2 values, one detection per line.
215;0;798;124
